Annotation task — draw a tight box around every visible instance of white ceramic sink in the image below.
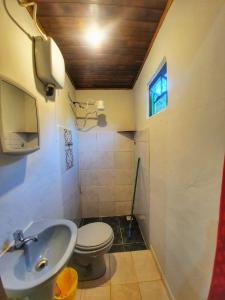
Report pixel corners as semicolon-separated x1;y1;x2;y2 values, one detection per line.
0;219;77;300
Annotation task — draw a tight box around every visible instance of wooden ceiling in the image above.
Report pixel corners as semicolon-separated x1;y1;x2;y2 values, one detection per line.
35;0;169;89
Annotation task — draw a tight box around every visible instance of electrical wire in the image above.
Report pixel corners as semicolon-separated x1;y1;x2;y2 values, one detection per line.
3;0;47;40
68;93;98;131
3;0;32;40
17;0;47;40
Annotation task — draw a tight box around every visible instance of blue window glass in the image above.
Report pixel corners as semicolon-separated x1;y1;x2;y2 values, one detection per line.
149;64;168;116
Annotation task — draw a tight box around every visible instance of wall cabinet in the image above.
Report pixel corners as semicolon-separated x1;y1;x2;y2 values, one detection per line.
0;79;39;154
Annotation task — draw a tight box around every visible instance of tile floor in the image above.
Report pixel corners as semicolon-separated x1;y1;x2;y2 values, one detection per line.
74;250;170;300
79;216;147;252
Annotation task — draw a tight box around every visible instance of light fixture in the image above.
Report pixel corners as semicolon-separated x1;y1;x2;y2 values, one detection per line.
85;24;105;48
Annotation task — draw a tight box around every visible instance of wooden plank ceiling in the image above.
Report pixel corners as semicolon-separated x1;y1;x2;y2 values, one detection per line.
35;0;168;89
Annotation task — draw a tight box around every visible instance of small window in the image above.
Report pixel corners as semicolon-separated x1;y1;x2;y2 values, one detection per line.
149;63;168;116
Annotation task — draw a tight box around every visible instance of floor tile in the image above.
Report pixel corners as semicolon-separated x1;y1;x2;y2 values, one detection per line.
120;216;144;244
121;226;144;244
81;286;110;300
75;289;83;300
132;250;161;282
111;283;141;300
80;215;147;253
102;216;122;244
109;244;125;253
78;255;110;288
139;281;170;300
110;252;138;285
124;243;146;252
119;216;138;228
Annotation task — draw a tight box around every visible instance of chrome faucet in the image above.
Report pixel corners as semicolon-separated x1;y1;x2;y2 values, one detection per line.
13;230;38;250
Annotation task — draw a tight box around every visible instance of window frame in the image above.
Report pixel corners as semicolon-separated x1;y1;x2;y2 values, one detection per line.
147;60;168;118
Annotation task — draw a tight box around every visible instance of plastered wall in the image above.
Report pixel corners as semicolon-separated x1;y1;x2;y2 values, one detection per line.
75;90;135;131
133;0;225;299
0;0;80;250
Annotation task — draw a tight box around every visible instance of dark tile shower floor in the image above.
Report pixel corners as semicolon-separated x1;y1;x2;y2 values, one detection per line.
79;216;147;253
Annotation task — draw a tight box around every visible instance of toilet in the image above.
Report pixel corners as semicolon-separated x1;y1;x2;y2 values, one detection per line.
72;222;114;281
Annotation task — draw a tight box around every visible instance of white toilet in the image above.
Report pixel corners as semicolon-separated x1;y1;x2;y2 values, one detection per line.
72;222;114;281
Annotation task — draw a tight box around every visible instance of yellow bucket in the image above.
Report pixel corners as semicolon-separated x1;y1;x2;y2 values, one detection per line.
54;268;78;300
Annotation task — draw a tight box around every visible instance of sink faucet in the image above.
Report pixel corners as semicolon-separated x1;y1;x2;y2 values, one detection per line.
13;230;38;250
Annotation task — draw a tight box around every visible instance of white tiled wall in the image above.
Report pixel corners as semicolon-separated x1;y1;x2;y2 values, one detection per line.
79;131;135;217
134;129;150;247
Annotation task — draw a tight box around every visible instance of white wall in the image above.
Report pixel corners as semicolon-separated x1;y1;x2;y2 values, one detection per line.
133;0;225;299
76;90;135;217
0;0;80;250
75;90;135;131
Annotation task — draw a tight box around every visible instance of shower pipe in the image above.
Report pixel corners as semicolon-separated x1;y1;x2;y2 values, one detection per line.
68;94;99;131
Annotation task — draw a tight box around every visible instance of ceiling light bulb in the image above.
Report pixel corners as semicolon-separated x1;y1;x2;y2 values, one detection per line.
85;25;105;47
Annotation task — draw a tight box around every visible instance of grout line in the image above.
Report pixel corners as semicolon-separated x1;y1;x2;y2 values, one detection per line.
137;281;143;300
118;218;124;246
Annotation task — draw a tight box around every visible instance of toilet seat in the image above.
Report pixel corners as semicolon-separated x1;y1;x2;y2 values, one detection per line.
75;222;114;251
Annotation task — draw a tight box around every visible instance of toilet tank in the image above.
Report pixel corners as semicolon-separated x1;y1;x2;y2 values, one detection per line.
34;37;65;89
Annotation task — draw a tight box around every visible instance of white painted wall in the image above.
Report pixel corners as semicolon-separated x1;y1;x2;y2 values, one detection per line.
0;0;80;250
75;89;135;131
133;0;225;299
76;90;135;218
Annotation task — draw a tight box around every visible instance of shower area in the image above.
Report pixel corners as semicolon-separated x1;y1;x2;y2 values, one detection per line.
75;90;151;252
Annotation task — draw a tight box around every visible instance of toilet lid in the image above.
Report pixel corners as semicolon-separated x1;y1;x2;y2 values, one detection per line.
76;222;113;250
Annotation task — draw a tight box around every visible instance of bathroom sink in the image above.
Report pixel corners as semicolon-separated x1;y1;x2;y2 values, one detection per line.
0;219;77;300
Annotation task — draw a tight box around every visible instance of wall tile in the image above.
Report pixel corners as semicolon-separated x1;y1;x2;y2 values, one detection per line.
80;170;97;191
81;186;99;218
97;132;114;151
114;151;134;169
96;170;114;186
114;133;134;151
114;170;134;185
115;185;133;202
135;142;149;170
79;131;135;218
96;151;114;169
81;198;99;218
81;186;99;202
116;201;132;216
98;186;115;202
79;151;98;170
78;132;97;152
134;131;150;247
99;201;116;217
135;129;149;142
